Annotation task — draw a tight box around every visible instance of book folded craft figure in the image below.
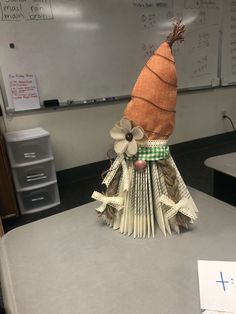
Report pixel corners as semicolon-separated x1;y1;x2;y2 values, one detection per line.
92;20;198;238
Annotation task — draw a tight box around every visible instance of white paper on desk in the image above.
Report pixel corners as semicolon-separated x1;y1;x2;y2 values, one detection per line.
203;310;233;314
9;74;40;111
198;260;236;313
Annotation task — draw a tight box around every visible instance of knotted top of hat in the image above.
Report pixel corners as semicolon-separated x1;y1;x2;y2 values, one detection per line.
124;21;185;140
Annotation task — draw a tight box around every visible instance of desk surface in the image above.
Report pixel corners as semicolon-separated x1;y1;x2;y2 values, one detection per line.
1;188;236;314
205;152;236;177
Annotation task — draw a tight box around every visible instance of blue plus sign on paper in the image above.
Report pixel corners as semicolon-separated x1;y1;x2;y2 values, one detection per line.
198;260;236;313
216;272;229;291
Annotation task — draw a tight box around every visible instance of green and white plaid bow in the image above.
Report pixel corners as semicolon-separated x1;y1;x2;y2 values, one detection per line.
126;145;170;161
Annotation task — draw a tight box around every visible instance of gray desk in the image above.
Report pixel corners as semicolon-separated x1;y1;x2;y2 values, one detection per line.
205;152;236;178
1;188;236;314
205;153;236;205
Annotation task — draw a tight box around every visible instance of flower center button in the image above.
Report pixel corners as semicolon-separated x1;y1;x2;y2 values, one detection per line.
125;132;133;142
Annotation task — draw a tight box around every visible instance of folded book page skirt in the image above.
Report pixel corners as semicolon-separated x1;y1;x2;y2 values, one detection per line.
92;139;198;238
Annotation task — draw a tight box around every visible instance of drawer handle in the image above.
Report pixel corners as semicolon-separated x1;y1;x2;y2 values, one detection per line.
31;197;45;202
27;176;47;182
27;173;45;179
24;152;36;159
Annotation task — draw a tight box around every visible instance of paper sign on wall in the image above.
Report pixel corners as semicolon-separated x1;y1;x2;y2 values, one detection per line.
9;74;40;111
198;260;236;314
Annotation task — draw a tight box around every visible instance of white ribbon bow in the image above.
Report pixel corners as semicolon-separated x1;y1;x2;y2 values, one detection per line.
92;191;123;214
102;154;129;191
159;195;197;221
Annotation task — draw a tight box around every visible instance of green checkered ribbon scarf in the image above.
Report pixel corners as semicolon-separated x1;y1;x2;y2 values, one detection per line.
126;145;170;161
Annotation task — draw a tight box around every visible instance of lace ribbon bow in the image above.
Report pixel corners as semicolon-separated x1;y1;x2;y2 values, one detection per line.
159;195;197;221
102;154;129;191
92;191;124;214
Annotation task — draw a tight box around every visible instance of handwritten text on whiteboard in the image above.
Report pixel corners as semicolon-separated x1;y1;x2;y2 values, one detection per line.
0;0;53;21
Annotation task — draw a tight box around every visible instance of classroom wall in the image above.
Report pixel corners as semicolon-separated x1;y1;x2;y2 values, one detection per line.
2;86;236;171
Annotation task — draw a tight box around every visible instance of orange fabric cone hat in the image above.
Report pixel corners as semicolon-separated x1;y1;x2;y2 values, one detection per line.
124;22;185;140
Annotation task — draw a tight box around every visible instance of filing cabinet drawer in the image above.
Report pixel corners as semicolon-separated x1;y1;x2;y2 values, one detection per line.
17;183;60;214
13;158;56;190
7;136;52;165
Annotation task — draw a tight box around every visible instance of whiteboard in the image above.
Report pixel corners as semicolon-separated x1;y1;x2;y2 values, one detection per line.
0;0;222;111
221;0;236;86
173;0;221;89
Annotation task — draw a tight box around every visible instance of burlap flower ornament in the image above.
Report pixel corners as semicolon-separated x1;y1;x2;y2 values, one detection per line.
110;118;144;157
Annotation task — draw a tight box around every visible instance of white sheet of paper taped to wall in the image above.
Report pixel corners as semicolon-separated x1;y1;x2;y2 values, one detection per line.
9;74;40;111
198;260;236;314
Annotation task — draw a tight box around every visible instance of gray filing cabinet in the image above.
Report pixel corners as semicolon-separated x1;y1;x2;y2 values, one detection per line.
5;128;60;214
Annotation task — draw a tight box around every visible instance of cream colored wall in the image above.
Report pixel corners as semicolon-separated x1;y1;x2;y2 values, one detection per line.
2;86;236;171
170;87;236;144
